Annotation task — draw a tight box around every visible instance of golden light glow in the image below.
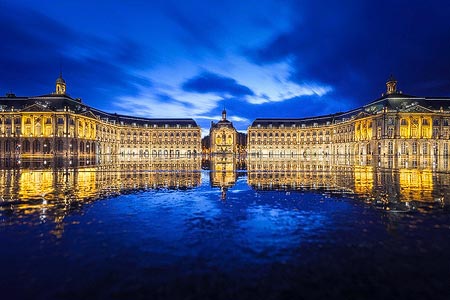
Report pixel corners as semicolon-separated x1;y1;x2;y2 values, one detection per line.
247;155;444;204
0;158;202;236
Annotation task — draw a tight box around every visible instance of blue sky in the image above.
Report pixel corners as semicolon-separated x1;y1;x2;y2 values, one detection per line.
1;0;450;134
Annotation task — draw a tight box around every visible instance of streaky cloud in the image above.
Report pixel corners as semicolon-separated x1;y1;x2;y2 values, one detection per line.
182;72;255;97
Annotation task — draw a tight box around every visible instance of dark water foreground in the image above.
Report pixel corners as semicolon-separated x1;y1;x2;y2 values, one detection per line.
1;157;450;300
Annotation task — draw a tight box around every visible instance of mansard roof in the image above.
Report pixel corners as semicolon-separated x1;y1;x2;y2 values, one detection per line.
211;118;234;129
251;93;450;128
365;93;450;111
0;93;199;128
20;103;54;112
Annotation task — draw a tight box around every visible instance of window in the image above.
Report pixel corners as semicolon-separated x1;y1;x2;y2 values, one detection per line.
401;142;407;155
387;127;394;137
423;143;428;155
433;128;439;137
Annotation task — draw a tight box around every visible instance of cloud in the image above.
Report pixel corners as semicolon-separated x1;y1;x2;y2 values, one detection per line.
3;0;449;137
182;72;255;97
203;56;333;104
116;92;220;119
0;3;148;106
247;0;450;105
195;115;250;124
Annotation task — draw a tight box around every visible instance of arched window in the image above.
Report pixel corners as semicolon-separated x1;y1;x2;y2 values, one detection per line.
32;140;40;153
23;140;30;152
56;139;63;152
43;139;51;154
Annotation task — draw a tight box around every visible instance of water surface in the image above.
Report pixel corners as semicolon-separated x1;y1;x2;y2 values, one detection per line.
1;156;449;299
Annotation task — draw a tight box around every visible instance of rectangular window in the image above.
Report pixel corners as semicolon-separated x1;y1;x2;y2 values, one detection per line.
412;142;418;154
423;143;428;155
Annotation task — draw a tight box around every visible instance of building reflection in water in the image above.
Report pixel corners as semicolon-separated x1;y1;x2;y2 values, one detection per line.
2;154;450;236
247;155;450;211
207;155;247;200
0;156;201;237
209;154;237;200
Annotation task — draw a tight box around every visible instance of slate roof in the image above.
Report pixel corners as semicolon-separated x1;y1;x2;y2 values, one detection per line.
251;93;450;128
0;93;199;128
211;118;234;129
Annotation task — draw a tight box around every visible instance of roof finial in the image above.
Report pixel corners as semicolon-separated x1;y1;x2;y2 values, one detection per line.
385;75;398;95
55;63;66;95
222;107;227;121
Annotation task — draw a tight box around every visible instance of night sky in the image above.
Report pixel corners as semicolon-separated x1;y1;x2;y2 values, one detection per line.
1;0;450;134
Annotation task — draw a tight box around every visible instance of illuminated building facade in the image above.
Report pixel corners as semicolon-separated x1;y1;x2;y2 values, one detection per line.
205;109;246;157
0;75;201;159
209;155;237;199
247;155;450;204
0;158;201;237
209;109;237;154
248;77;450;157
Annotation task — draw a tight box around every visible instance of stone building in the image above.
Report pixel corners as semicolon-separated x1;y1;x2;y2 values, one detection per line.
0;75;201;160
209;109;237;155
247;77;450;157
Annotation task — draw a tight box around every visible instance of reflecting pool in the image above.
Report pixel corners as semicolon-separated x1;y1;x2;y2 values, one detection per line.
1;156;450;300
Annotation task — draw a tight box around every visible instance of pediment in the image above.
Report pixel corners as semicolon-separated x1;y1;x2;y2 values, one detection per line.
354;111;371;119
400;104;433;113
21;103;53;112
79;110;99;119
